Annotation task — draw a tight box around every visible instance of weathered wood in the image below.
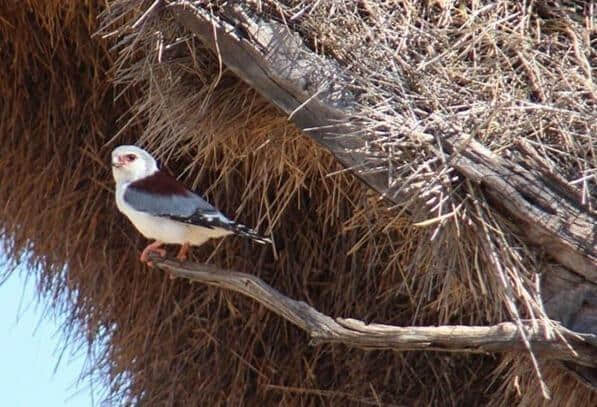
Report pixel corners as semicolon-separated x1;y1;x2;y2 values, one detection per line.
171;1;393;201
167;1;597;386
541;266;597;386
170;1;596;283
448;138;597;281
152;256;597;367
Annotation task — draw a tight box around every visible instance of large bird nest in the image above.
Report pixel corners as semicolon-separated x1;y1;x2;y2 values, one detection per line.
1;0;595;405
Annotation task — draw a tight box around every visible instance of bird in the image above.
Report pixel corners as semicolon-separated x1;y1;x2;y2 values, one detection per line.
111;145;271;263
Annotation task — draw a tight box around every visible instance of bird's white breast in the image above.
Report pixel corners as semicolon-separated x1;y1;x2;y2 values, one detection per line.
115;183;230;246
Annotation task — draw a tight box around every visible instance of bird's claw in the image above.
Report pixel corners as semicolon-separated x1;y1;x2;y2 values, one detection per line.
140;250;166;263
175;243;190;262
140;242;166;265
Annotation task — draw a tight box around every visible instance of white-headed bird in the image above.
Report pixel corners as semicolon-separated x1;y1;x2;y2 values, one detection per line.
111;145;271;263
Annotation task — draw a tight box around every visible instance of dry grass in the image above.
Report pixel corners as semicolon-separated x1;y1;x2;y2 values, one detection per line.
0;0;595;405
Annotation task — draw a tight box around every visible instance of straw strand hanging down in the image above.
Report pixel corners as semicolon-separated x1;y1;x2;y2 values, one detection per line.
151;255;597;367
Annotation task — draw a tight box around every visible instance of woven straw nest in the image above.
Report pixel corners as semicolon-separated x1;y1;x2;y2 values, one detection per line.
1;0;595;405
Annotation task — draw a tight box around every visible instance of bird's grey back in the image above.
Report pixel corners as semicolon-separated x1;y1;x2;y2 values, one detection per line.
123;170;221;220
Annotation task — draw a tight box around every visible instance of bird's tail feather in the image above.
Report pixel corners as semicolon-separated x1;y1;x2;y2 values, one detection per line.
229;222;272;245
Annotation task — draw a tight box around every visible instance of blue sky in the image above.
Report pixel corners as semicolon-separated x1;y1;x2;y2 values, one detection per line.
0;260;101;406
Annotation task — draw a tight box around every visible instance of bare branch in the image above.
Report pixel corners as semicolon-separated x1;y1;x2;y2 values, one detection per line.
152;256;597;367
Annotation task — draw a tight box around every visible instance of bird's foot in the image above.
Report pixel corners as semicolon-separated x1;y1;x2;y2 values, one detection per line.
140;241;166;266
176;242;190;262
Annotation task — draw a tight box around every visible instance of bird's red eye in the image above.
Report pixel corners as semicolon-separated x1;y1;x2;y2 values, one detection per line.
125;154;137;161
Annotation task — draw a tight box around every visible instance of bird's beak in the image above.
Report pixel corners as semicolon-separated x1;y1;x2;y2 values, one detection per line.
112;157;124;168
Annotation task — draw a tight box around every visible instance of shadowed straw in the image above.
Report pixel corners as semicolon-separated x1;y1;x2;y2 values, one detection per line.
0;0;595;405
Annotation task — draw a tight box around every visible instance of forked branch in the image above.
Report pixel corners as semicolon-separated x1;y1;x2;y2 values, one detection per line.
152;256;597;367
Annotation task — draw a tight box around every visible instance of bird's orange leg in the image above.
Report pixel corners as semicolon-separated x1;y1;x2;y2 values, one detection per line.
176;242;190;262
140;240;166;264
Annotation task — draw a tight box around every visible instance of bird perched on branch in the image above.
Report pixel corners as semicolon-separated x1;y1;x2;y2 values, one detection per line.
111;145;271;263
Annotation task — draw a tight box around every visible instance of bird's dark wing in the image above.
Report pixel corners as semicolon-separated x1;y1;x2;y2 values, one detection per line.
123;170;233;229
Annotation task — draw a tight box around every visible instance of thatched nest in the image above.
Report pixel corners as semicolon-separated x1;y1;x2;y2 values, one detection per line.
1;0;595;405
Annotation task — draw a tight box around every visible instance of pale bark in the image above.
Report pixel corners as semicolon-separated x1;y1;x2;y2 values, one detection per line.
153;257;597;367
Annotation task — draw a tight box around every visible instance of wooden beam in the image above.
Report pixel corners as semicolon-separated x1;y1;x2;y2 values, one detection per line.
170;2;596;281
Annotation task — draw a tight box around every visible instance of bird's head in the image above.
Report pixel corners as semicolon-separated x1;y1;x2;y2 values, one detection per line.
111;145;158;184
